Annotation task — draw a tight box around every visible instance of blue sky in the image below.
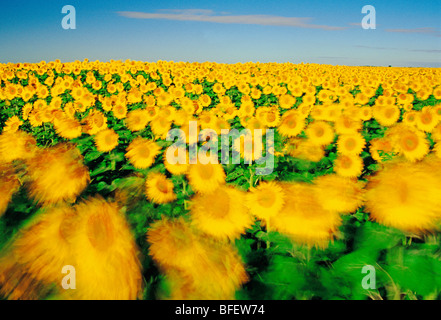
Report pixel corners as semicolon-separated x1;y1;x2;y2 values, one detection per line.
0;0;440;67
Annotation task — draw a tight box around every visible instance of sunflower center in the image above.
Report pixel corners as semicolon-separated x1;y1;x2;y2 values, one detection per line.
197;163;214;180
345;138;356;151
315;127;325;137
385;107;396;118
401;134;418;151
340;156;353;169
156;179;169;194
397;180;409;204
257;190;277;208
421;113;432;124
86;212;114;250
208;189;230;218
286;116;297;129
266;112;276;122
105;133;115;145
138;145;150;158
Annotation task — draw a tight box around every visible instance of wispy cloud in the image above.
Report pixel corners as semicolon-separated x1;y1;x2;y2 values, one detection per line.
410;49;441;53
117;9;347;30
355;45;398;50
385;27;441;37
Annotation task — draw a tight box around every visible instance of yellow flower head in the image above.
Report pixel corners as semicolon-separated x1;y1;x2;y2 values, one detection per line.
277;110;306;138
0;204;77;300
312;174;365;214
190;185;253;241
365;159;441;233
62;196;143;299
186;160;226;194
26;143;90;204
333;154;364;178
0;130;38;163
305;121;335;146
94;128;119;152
125;109;149;132
246;181;285;221
271;182;342;248
145;172;177;204
125;137;160;169
337;132;366;155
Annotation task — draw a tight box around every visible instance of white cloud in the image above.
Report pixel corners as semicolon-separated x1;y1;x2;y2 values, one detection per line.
117;10;347;30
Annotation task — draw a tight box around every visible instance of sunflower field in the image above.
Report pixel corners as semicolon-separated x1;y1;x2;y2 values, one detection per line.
1;60;441;300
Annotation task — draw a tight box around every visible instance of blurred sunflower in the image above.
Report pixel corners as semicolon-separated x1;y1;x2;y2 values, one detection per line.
387;124;429;162
60;196;143;299
277;110;305;137
0;204;77;300
271;182;342;248
190;185;253;241
125;109;149;132
312;174;365;214
145;172;177;204
337;132;366;155
0;130;38;163
94;128;119;152
164;145;189;175
365;159;441;233
333;154;364;178
125;137;160;169
26;143;90;205
186;160;226;194
305;121;335;146
246;181;285;222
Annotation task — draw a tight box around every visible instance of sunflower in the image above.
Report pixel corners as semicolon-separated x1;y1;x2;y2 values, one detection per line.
305;121;335;146
278;94;296;109
277;110;306;137
334;115;362;134
60;196;143;299
190;185;253;241
125;137;160;169
365;159;441;233
0;204;77;300
148;218;248;299
0;163;20;216
94;128;119;152
150;116;172;140
270;182;342;248
337;132;366;155
147;217;208;271
312;174;365;214
416;107;438;132
333;154;364;178
246;181;285;222
0;130;38;163
164;242;248;300
125;109;149;132
387;124;429;162
373;105;400;127
145;172;177;204
186;160;226;194
83;110;107;135
53;116;82;139
403;111;418;127
164;145;189;175
369;137;395;162
26;143;90;205
3;116;23;133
